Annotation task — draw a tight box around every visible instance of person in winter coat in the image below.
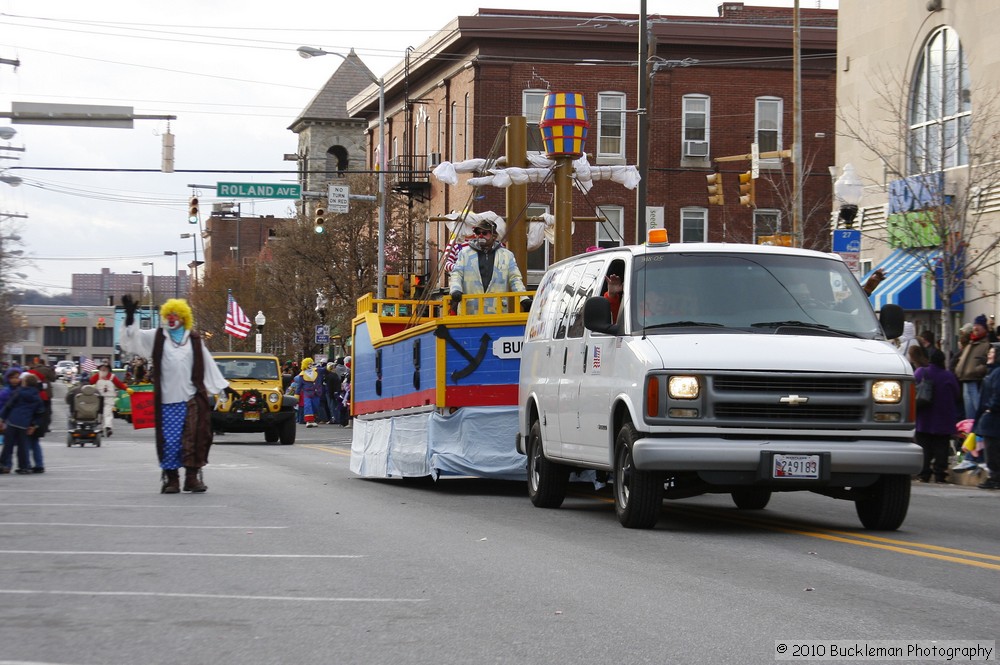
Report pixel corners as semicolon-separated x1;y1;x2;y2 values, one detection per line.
972;344;1000;490
0;373;47;474
954;314;991;419
120;295;230;494
912;345;960;483
448;219;530;315
325;362;343;425
89;362;131;437
898;321;921;365
24;365;55;473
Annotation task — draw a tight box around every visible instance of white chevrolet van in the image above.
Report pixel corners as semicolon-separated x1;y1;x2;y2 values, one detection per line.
517;237;921;530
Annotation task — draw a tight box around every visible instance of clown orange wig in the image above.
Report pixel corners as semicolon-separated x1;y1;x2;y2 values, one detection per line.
160;299;194;330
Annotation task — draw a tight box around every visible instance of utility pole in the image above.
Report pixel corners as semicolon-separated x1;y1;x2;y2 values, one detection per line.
635;0;651;244
792;0;803;246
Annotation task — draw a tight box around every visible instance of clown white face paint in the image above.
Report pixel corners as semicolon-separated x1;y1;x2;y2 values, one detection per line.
166;313;182;329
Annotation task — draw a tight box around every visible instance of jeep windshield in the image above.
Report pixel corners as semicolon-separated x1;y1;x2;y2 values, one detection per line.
630;252;883;338
215;359;280;381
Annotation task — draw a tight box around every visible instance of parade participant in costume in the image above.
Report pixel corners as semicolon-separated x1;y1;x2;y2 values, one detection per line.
290;357;323;428
89;361;131;437
120;296;230;494
448;219;531;315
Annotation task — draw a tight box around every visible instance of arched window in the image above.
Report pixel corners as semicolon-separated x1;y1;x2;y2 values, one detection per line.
909;27;971;174
325;146;349;176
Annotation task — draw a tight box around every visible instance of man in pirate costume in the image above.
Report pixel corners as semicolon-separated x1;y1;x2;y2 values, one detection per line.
120;295;230;494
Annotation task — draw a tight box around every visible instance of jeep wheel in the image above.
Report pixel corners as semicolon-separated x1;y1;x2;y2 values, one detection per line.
614;422;663;529
527;419;568;508
855;474;910;530
264;428;279;444
731;488;772;510
279;417;296;445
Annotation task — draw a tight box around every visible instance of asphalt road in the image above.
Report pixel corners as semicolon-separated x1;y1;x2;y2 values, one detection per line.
0;383;997;665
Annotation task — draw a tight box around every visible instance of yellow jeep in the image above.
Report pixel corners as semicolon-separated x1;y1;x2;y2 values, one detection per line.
212;352;298;445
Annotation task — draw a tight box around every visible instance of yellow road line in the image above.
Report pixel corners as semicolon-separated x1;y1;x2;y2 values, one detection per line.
578;493;1000;571
298;443;351;457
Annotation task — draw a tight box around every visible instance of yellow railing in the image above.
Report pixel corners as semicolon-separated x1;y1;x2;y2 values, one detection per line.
356;291;535;323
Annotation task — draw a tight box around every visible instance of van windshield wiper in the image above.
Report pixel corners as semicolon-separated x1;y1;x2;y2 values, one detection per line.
750;320;860;337
644;320;728;330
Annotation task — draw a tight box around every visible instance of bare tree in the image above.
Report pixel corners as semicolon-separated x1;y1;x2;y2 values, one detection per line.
839;69;1000;360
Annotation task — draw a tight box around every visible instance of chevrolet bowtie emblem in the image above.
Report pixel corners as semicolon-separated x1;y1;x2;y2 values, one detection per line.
779;394;809;405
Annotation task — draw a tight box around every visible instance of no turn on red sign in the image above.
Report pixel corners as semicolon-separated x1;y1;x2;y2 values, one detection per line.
328;185;349;214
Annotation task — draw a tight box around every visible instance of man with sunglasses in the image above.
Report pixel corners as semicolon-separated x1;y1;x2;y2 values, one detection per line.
448;219;531;315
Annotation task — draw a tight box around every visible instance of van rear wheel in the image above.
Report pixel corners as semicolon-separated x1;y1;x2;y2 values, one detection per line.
614;423;663;529
527;420;568;508
855;474;910;530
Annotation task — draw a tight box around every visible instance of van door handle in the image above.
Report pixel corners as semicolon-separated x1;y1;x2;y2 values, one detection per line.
562;347;568;373
582;345;588;373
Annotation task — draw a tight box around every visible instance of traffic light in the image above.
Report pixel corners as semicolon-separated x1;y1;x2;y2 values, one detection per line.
59;316;67;332
314;207;326;234
738;171;756;208
410;274;429;294
385;275;403;299
188;197;199;224
97;317;106;329
706;172;724;206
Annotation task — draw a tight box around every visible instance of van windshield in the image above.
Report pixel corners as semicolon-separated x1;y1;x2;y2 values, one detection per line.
630;252;883;338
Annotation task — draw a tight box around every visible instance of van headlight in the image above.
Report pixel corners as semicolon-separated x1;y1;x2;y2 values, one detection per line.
872;380;902;403
668;375;700;399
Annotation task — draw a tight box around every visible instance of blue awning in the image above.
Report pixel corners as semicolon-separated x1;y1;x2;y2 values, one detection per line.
864;248;963;311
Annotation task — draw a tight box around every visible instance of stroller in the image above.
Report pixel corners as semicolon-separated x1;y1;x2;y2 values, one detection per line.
67;384;103;447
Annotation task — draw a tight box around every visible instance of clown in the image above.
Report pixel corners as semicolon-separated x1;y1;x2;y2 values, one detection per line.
120;296;230;494
289;357;323;427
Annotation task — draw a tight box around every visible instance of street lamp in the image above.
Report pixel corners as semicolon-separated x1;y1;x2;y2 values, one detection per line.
142;261;155;316
254;310;266;354
834;163;864;229
164;250;179;298
0;172;22;187
180;232;200;284
297;45;387;298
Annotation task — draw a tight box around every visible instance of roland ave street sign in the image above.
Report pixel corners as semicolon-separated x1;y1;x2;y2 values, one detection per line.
216;182;302;199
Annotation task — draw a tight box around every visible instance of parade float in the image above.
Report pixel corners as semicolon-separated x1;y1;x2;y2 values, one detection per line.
349;94;639;480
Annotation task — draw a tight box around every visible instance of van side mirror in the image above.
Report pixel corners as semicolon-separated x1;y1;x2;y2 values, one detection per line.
584;296;617;335
879;303;904;340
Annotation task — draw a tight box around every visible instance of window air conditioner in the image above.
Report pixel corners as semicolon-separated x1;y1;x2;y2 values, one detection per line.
684;141;709;157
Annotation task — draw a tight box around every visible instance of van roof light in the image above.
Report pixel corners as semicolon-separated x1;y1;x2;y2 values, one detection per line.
647;228;669;245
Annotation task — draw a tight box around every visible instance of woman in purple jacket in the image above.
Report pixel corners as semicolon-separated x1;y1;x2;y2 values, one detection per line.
913;345;961;483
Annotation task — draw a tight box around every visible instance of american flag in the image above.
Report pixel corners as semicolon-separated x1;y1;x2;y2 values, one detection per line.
224;292;252;339
444;239;469;272
80;355;97;372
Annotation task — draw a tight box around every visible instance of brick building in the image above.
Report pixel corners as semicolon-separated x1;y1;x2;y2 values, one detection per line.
332;3;837;286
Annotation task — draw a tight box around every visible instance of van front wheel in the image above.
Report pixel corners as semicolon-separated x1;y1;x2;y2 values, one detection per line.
855;474;910;530
527;420;568;508
614;423;663;529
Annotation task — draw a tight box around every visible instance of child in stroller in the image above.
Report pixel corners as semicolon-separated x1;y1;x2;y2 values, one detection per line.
65;384;103;447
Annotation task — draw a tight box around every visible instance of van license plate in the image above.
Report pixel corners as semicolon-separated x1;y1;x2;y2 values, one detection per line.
243;411;260;421
772;454;820;479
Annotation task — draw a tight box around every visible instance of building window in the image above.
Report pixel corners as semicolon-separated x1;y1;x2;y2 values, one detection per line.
680;207;707;243
755;97;783;163
523;90;548;153
526;203;550;281
463;93;471;161
909;27;971;174
450;101;458;160
596;206;624;248
682;95;710;158
597;92;626;159
753;209;781;243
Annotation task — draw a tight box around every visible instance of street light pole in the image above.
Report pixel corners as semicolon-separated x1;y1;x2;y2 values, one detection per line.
254;310;266;354
297;46;387;298
164;250;179;298
180;233;199;284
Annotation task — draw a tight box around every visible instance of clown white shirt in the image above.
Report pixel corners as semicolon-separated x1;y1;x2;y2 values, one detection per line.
120;324;229;404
